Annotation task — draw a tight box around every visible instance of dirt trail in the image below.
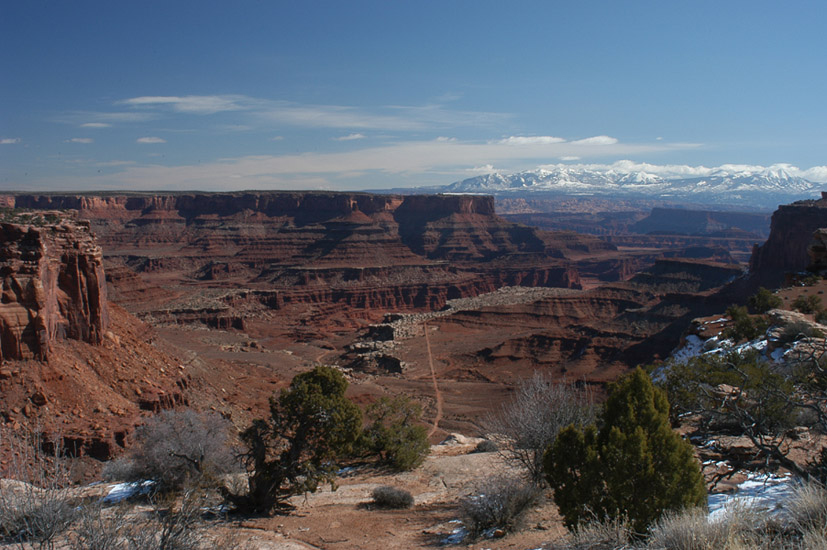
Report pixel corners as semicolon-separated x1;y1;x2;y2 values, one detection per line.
423;321;443;438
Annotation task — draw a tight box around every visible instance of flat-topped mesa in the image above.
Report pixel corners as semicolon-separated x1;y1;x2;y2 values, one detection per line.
0;211;108;360
394;194;496;217
6;191;492;220
749;193;827;286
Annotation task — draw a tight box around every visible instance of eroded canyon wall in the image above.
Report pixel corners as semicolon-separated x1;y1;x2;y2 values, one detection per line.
0;213;108;360
749;192;827;286
4;192;602;321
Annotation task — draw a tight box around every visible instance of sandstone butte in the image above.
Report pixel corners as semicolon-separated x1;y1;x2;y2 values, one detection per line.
1;191;824;474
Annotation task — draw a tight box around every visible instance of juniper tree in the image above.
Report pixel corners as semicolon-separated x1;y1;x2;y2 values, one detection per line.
230;365;362;515
544;368;706;534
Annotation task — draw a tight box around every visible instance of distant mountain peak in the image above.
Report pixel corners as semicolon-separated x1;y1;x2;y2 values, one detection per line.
444;164;822;209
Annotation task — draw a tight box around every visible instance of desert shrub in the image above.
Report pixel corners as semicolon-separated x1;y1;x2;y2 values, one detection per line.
68;493;249;550
100;456;138;482
722;305;768;342
786;480;827;535
230;365;362;515
546;517;632;549
0;428;76;550
68;502;128;550
486;373;593;485
459;475;539;539
371;485;414;509
126;409;239;493
474;439;498;453
545;368;706;534
749;287;783;314
360;395;430;471
817;309;827;324
792;294;823;314
646;507;742;550
0;486;76;549
778;320;824;344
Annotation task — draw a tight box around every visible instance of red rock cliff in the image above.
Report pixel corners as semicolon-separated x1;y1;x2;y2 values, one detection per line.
749;193;827;286
0;213;108;360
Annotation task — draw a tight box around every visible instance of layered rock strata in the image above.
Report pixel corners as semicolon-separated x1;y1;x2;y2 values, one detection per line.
4;192;599;327
0;212;107;360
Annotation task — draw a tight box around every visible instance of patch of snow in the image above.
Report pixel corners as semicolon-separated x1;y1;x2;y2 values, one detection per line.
671;334;705;363
708;473;795;522
103;480;154;503
732;339;767;355
440;520;467;545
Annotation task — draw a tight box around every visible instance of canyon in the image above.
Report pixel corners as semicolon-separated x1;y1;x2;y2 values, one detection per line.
2;190;821;472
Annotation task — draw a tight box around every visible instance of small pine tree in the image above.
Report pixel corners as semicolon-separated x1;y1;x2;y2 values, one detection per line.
544;368;706;534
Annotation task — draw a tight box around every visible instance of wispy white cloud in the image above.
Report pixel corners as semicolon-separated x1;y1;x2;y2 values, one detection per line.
560;156;581;161
136;136;166;144
65;137;93;144
803;166;827;182
121;95;249;114
83;136;691;190
56;111;156;125
467;164;498;173
0;138;21;144
334;133;366;141
114;94;508;132
499;136;566;145
570;135;619;145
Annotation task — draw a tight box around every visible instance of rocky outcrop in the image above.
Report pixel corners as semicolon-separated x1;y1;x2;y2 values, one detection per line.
0;213;108;360
750;193;827;286
807;228;827;275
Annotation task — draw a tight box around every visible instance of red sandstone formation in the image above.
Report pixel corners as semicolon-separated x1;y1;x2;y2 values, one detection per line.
4;192;608;328
0;213;107;361
750;192;827;286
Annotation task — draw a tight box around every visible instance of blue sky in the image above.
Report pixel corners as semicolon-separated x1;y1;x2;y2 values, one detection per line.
2;1;826;191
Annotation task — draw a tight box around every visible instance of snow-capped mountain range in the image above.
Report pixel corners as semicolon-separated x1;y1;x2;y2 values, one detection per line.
443;163;825;209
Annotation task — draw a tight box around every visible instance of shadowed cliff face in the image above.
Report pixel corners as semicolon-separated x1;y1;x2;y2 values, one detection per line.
0;214;108;360
749;194;827;286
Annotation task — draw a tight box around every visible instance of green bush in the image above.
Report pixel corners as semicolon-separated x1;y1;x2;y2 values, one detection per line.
360;395;429;471
722;305;768;342
748;287;782;314
778;321;824;345
792;294;823;314
544;368;706;534
230;365;362;515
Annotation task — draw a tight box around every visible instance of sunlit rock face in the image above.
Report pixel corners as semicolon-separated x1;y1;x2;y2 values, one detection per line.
0;213;107;360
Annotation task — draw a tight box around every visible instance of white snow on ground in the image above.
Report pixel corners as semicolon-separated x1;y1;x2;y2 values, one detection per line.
103;480;154;503
670;334;705;363
708;473;795;522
